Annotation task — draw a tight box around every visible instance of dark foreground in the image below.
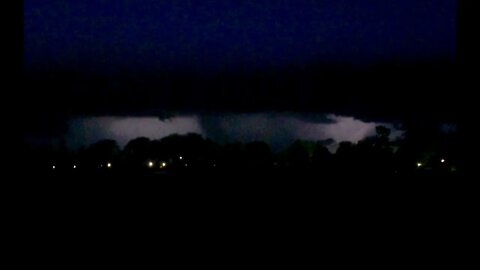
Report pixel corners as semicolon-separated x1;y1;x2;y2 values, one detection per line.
21;167;469;204
11;167;475;265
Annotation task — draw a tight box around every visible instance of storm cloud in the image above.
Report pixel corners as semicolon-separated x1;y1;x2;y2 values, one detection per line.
65;113;403;152
22;0;460;146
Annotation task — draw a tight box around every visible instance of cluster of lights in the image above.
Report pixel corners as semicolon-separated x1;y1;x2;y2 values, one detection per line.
54;163;115;170
147;161;169;169
417;159;446;168
52;156;450;172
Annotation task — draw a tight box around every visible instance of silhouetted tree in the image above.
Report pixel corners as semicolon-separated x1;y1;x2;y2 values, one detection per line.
157;133;211;169
123;137;152;169
285;140;310;168
220;142;245;169
312;143;332;172
335;141;356;174
88;139;119;159
376;125;391;139
245;141;273;169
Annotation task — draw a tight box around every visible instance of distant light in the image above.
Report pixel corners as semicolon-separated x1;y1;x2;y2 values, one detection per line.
185;163;188;167
417;163;422;168
73;165;77;169
107;163;112;168
52;165;56;169
179;156;183;160
441;159;445;163
148;161;154;168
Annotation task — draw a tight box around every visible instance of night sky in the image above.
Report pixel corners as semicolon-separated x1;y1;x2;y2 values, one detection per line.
25;0;455;73
23;0;457;148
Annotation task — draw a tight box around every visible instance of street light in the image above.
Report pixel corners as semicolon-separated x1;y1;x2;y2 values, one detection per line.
441;159;445;163
417;162;422;168
148;161;154;168
107;162;112;168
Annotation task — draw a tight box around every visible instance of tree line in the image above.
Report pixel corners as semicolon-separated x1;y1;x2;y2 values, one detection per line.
25;125;460;178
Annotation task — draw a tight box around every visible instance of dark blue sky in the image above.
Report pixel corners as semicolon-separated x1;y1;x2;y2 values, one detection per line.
24;0;456;73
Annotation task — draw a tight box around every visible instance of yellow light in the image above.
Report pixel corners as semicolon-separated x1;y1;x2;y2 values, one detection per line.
417;163;422;168
148;161;154;167
107;163;112;168
161;162;167;168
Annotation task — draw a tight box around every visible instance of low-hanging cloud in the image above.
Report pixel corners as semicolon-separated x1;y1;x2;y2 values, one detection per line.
65;113;403;152
66;116;204;149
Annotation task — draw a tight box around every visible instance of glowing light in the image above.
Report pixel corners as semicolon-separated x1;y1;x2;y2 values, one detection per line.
52;165;56;169
179;156;183;160
73;165;77;169
148;161;154;168
441;159;445;163
417;163;422;168
107;163;112;168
